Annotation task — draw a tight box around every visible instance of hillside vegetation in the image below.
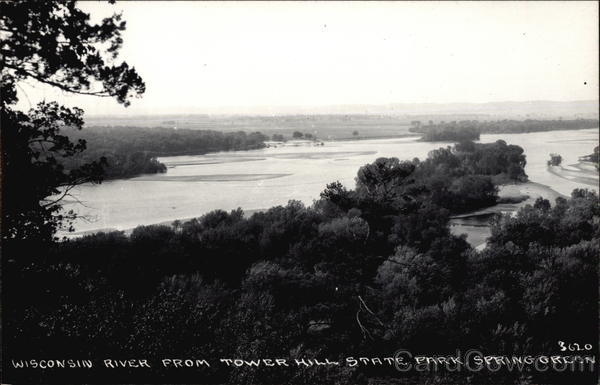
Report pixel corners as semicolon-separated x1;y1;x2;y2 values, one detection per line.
8;140;597;384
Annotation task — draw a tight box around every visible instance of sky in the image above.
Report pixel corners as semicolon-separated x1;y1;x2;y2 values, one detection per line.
15;1;600;115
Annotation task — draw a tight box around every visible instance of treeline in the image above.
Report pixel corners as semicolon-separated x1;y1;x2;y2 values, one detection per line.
410;118;599;138
62;127;268;179
269;131;321;142
9;140;595;385
417;125;481;142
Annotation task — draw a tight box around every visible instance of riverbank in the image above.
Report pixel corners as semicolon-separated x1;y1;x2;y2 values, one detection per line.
65;180;563;246
59;128;598;240
449;181;565;249
62;208;267;239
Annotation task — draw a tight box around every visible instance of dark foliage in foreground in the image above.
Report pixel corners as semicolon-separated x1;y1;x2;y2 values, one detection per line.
1;0;144;241
4;144;597;384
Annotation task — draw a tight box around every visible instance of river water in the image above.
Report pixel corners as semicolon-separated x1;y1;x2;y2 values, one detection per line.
63;128;598;236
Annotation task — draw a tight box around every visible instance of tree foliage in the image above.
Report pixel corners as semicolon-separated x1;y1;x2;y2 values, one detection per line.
419;125;480;142
1;0;144;105
8;139;594;385
1;0;145;240
1;102;106;239
61;126;268;179
411;118;599;135
6;166;597;384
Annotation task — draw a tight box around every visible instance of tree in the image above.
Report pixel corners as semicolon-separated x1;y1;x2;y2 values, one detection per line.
356;157;412;191
1;0;145;240
410;120;421;128
1;1;144;105
292;131;304;139
547;153;562;166
1;102;107;240
352;130;359;137
356;157;415;199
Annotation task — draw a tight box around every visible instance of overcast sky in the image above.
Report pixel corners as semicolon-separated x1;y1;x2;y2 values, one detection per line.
15;1;599;115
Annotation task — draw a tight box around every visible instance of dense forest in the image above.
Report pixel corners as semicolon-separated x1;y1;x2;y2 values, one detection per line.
62;126;269;179
410;118;599;139
6;139;597;384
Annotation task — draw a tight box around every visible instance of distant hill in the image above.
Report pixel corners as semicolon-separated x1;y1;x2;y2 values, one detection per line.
85;100;599;123
381;100;599;119
238;100;599;119
82;100;598;140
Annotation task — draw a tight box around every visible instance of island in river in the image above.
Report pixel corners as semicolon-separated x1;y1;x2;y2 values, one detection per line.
60;128;599;248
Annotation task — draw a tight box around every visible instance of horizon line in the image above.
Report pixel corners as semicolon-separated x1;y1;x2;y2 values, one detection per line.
83;99;600;118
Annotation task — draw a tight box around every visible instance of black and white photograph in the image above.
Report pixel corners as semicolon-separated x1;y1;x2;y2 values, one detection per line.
1;1;599;384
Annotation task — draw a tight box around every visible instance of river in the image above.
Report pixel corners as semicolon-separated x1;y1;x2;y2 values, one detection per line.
62;128;598;241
